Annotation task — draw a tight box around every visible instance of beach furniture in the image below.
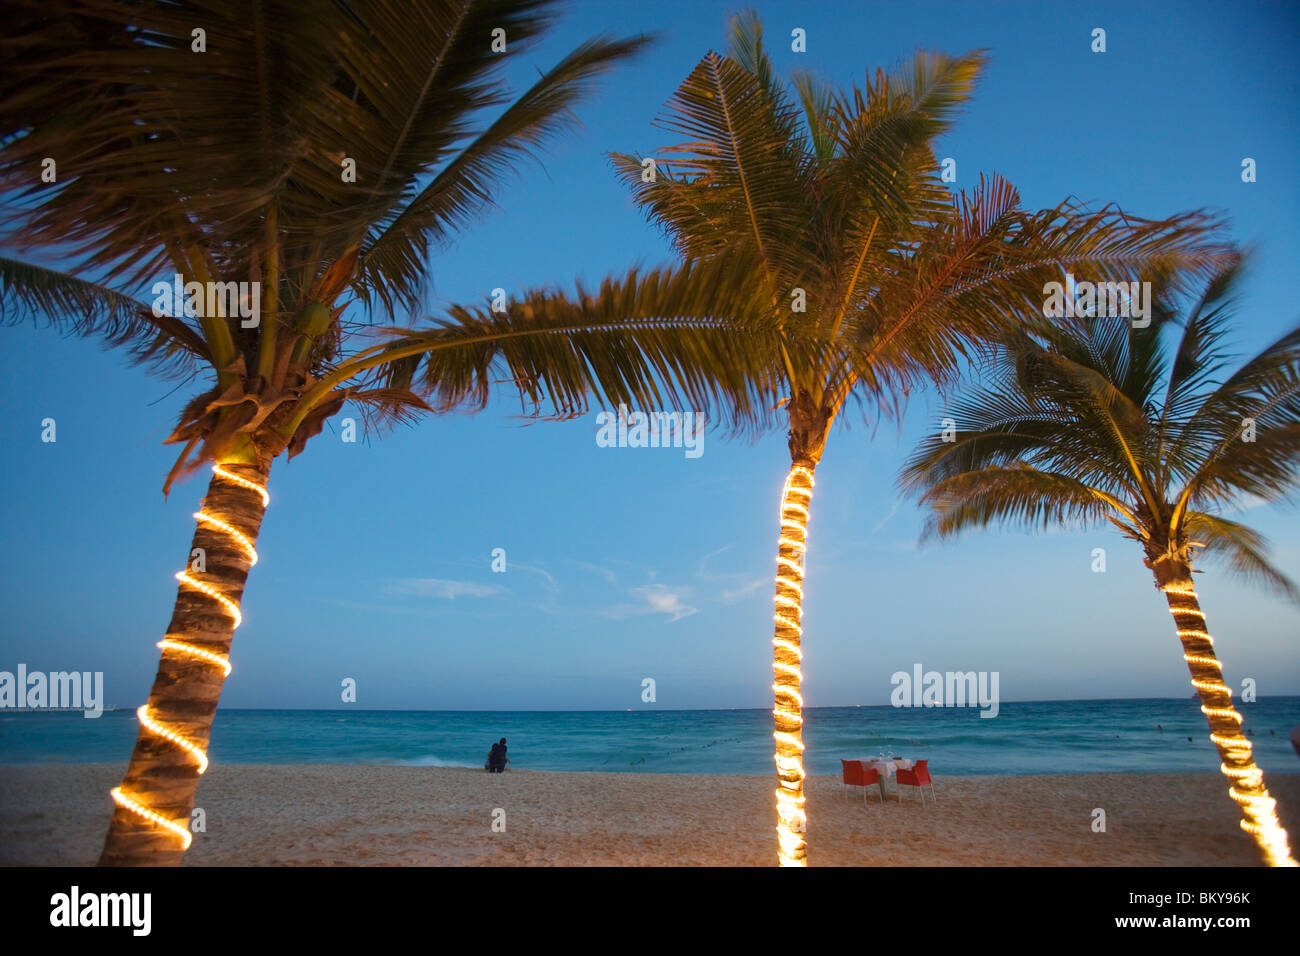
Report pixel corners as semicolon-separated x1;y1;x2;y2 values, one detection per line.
840;760;883;803
859;756;912;802
895;759;936;806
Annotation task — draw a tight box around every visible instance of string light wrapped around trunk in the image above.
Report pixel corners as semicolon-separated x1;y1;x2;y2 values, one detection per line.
108;464;266;848
772;463;815;866
1163;582;1296;867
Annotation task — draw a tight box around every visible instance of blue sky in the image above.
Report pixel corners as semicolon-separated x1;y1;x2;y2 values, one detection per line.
1;0;1297;710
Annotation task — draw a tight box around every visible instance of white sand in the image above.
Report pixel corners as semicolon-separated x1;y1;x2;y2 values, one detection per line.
2;764;1296;865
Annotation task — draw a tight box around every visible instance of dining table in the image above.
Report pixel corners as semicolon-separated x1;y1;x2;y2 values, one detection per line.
859;757;914;801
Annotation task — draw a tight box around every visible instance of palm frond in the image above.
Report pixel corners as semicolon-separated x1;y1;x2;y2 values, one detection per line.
790;70;838;163
726;9;780;104
1182;511;1300;602
826;51;985;241
845;173;1023;394
1162;260;1243;420
1174;321;1300;514
0;256;209;378
313;256;820;438
359;32;654;315
617;48;813;283
913;465;1117;541
348;386;436;436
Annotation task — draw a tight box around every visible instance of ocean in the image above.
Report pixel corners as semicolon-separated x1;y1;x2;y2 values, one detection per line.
3;697;1298;776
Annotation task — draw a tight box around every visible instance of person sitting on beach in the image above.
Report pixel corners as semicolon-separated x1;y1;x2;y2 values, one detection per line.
485;737;510;773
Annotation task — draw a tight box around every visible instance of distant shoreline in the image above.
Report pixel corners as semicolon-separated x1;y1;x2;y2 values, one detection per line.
5;694;1297;714
3;760;1296;775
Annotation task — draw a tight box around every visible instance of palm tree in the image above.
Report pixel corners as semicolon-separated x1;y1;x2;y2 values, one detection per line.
900;263;1298;866
0;0;799;865
472;12;1232;864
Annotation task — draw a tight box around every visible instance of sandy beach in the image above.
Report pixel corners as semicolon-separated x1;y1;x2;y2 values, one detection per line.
3;764;1297;865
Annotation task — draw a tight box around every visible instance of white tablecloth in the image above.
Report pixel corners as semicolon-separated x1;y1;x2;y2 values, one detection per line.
863;758;913;778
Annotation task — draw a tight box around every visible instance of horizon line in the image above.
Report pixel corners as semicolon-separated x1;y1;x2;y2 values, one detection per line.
64;693;1300;714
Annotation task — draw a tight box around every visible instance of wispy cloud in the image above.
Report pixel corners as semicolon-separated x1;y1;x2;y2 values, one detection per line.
697;544;765;603
721;578;766;602
514;562;558;591
635;585;697;621
872;498;901;533
385;578;502;600
609;558;657;579
696;544;733;571
320;598;510;619
602;584;698;622
572;560;617;584
1227;493;1270;514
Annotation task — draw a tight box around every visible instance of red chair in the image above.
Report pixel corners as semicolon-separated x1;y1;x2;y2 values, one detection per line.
895;759;936;806
841;760;883;803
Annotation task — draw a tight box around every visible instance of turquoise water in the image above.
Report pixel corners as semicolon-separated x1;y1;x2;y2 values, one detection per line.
3;698;1298;776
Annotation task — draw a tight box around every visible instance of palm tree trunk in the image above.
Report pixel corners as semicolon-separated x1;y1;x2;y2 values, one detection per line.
99;459;271;866
771;458;816;866
1160;576;1296;866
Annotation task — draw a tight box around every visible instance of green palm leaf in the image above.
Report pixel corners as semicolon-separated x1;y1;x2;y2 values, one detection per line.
901;264;1300;601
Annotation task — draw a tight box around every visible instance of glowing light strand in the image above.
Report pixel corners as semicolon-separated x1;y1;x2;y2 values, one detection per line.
156;638;232;678
1162;583;1296;867
174;571;243;628
109;787;192;850
772;464;814;867
213;464;270;507
136;703;208;774
110;464;265;848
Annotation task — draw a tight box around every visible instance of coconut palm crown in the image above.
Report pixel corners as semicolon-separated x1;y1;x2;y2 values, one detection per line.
900;261;1300;866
